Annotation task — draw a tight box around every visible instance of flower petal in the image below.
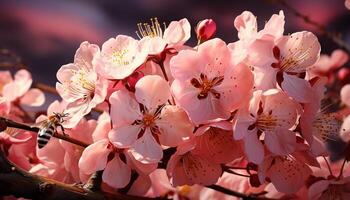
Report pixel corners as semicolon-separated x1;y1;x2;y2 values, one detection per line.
156;105;193;147
109;90;142;127
20;88;45;107
102;155;131;188
135;75;170;111
264;129;296;155
130;129;163;164
244;132;264;164
78;139;111;175
281;73;313;103
108;125;141;148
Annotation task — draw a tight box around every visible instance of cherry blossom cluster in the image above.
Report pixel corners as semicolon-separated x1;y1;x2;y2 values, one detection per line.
2;10;350;199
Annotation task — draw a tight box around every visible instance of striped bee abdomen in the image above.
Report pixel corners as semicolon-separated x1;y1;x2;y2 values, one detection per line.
37;126;54;149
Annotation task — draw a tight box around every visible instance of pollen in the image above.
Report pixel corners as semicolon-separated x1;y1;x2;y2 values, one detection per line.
136;18;166;39
312;113;342;141
191;73;224;100
111;49;131;66
142;114;155;127
256;113;278;131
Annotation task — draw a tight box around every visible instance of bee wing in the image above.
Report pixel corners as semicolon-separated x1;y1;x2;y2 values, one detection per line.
31;119;49;129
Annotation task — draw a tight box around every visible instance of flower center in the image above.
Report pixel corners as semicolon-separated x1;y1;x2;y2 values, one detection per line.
136;18;166;39
256;112;277;132
271;43;315;73
321;184;342;200
67;65;96;100
191;73;224;100
142;114;155;127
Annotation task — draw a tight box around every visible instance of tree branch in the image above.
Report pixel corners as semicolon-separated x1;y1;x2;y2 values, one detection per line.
0;149;153;200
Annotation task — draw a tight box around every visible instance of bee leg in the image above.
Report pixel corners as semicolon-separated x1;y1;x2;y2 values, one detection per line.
58;125;68;136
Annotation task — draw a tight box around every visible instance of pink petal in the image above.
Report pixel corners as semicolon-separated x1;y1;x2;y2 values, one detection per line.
20;88;45;106
139;36;167;55
308;180;330;200
163;18;191;46
244;132;264;164
0;71;12;87
281;73;313;103
260;10;285;39
109;90;142;127
233;112;256;140
247;39;276;67
182;153;222;185
127;175;152;196
108;125;141;148
234;11;257;41
264;129;296;155
92;112;111;142
78;139;111;175
194;127;243;164
277;31;321;73
130;129;163;164
167;156;190;186
156;105;193;147
169;49;206;81
268;158;312;194
13;69;32;95
135;75;170;111
102;155;131;188
262;89;300;129
341;84;350;107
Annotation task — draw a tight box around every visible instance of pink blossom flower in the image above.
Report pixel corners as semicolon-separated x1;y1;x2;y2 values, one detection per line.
1;69;45;107
170;38;253;124
234;10;285;44
301;77;342;156
253;31;320;102
308;49;348;77
138;18;191;56
234;89;300;164
166;140;222;186
56;41;108;128
93;35;148;79
193;125;243;164
258;154;312;194
79;139;132;188
346;0;350;10
308;177;350;199
109;75;193;164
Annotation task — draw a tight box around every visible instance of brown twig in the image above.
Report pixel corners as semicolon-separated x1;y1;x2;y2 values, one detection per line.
84;171;103;192
273;0;350;53
0;148;157;200
206;185;273;200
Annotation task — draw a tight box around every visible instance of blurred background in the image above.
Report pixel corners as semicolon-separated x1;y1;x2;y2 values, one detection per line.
0;0;349;88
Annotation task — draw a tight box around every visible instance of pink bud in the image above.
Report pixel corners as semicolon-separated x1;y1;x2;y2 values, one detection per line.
195;19;216;42
338;68;350;83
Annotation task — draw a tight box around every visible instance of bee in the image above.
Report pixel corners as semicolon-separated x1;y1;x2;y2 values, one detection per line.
37;112;68;149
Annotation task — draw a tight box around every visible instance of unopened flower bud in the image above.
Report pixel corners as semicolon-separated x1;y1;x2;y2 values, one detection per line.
196;19;216;43
338;68;350;84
